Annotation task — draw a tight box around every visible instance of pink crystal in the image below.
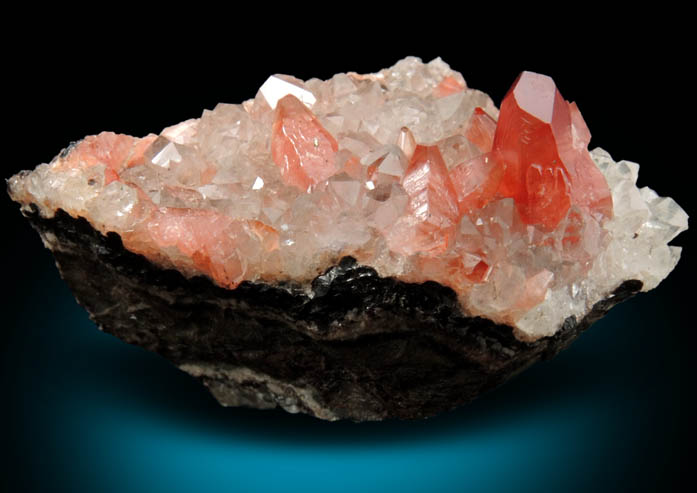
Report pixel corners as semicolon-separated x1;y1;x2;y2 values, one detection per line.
386;145;459;256
493;71;613;230
433;75;465;98
57;131;157;183
464;107;496;153
271;95;339;190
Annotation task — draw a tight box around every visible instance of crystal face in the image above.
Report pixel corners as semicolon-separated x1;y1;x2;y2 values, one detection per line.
8;57;687;340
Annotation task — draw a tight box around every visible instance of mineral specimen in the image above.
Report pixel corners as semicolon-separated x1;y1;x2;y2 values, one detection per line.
8;57;688;420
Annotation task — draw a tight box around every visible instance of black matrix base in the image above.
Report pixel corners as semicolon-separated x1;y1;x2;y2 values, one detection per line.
24;208;641;421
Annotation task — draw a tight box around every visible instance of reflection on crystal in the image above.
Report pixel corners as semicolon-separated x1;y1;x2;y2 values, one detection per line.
151;141;182;168
259;75;317;109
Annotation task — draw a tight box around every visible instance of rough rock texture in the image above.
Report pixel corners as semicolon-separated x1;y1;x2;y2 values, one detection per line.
25;207;642;421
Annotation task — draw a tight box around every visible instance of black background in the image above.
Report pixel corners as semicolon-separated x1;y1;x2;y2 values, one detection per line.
2;12;694;492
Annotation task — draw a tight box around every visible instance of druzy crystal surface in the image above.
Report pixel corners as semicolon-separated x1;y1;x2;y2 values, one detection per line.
8;57;687;340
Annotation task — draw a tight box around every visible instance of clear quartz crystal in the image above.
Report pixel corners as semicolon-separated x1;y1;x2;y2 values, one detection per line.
7;57;688;341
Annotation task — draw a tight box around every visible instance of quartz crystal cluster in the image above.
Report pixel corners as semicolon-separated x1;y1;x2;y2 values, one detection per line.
8;57;687;340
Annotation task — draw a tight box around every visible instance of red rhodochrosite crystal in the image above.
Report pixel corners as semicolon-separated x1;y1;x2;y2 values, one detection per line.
493;71;613;230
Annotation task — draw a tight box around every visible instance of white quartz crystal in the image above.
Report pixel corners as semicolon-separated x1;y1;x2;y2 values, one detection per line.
516;148;687;338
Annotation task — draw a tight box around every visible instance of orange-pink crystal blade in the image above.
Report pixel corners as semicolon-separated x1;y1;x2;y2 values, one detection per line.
433;75;465;98
271;95;338;190
555;102;613;219
387;145;460;255
55;132;157;184
123;207;250;289
465;107;497;153
403;145;460;230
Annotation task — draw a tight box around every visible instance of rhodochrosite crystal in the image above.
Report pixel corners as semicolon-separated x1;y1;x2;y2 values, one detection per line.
8;57;687;420
494;71;613;229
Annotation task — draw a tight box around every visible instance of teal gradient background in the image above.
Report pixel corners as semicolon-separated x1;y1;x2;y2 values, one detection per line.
2;246;693;493
3;21;694;493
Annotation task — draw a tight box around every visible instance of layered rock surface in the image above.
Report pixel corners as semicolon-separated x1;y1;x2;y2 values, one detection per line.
8;57;687;342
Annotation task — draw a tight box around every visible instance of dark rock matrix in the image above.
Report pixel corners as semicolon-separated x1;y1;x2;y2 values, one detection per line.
23;207;641;421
